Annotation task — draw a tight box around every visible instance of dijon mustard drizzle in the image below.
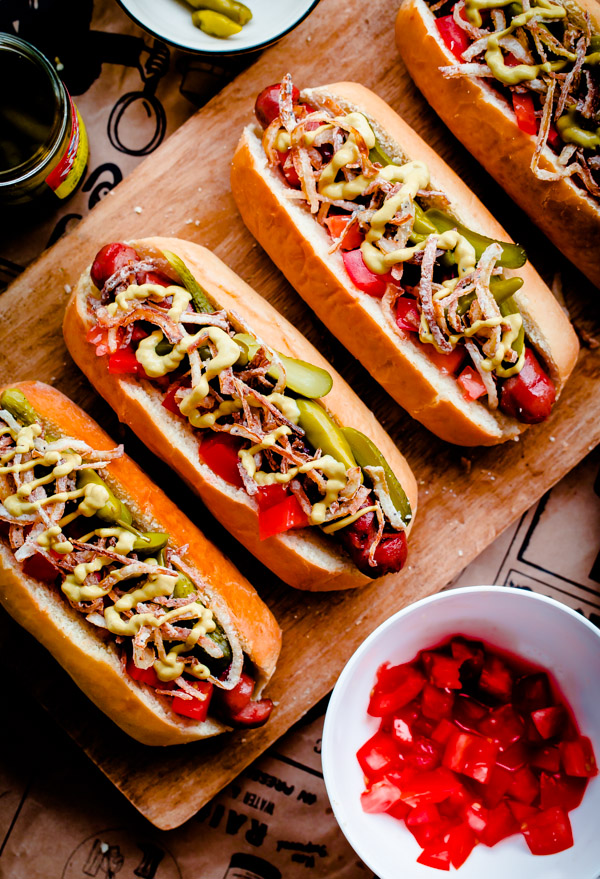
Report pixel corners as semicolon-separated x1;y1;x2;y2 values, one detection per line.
274;107;524;377
1;419;214;683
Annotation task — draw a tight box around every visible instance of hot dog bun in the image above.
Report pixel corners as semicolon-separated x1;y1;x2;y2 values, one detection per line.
63;238;418;591
0;381;281;746
395;0;600;289
231;81;579;446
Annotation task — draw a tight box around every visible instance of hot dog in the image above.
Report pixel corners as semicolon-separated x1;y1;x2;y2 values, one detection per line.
395;0;600;288
63;238;418;591
0;381;281;745
230;77;579;446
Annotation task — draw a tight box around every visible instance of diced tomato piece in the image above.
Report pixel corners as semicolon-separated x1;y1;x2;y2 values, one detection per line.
108;345;147;377
162;382;183;415
450;637;484;674
255;82;300;128
406;736;443;771
198;432;244;488
500;347;556;424
512;92;538;136
482;764;513;809
90;242;139;290
531;706;566;740
395;296;421;333
407;803;442;826
560;736;598;777
228;698;274;727
255;484;290;512
410;822;450;849
276;150;301;188
423;344;467;377
457;365;487;401
443;730;499;784
521;806;574;855
172;681;213;721
531;745;561;773
387;798;411;820
507;765;540;805
432;719;457;745
258;494;309;540
508;800;539;825
368;666;426;717
126;657;162;688
421;652;463;690
398;767;461;806
453;694;489;732
438;779;477;819
342;249;393;298
217;671;254;715
478;654;513;703
360;779;402;814
421;684;455;721
480;801;519;847
356;731;401;781
392;704;420;747
514;672;553;713
324;214;364;250
547;123;561;149
130;323;149;343
445;824;477;869
539;771;587;811
496;740;529;772
22;551;60;583
436;14;471;59
478;704;524;751
417;843;451;871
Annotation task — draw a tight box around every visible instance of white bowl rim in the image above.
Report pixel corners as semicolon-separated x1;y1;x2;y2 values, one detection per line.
322;585;600;879
115;0;322;56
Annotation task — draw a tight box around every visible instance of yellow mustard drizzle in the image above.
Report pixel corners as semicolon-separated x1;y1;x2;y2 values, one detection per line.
322;504;379;535
238;426;350;525
178;328;246;423
107;282;192;324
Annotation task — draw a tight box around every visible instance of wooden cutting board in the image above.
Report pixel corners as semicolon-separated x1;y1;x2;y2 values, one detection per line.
1;0;598;831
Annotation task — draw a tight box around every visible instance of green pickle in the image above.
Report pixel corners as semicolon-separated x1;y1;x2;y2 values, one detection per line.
368;140;394;167
499;295;525;361
296;399;358;472
342;427;412;526
132;532;169;556
162;250;215;314
172;571;196;599
233;333;333;398
456;276;524;317
424;209;527;268
192;9;242;37
188;0;252;25
1;389;42;426
76;469;133;527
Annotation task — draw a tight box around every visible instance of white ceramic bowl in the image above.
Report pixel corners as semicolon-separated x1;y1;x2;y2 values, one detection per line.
117;0;320;55
322;586;600;879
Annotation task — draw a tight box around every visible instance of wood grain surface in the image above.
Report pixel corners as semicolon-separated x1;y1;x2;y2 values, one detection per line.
1;0;598;830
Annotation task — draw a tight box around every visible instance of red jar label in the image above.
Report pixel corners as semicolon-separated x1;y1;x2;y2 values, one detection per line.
45;93;88;199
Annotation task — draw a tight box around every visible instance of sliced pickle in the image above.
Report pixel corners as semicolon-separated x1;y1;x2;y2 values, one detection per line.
296;399;358;472
233;333;333;398
342;427;412;526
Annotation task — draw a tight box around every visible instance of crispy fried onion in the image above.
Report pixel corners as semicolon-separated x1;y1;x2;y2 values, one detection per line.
95;304;183;343
363;466;408;531
420;236;453;353
465;339;498;408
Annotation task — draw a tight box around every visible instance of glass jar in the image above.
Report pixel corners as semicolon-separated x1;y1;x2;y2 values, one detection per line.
0;34;88;206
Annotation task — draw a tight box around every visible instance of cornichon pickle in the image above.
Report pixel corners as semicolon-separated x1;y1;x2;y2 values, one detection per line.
1;389;41;427
188;0;252;25
172;571;196;599
500;295;525;361
413;203;439;237
456;276;524;317
192;9;242;37
368;140;393;167
233;333;333;398
132;532;169;556
296;399;358;472
162;250;215;314
424;209;527;269
76;469;133;527
341;427;412;526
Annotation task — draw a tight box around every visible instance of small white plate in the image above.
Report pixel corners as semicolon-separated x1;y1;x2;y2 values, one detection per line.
116;0;320;55
322;586;600;879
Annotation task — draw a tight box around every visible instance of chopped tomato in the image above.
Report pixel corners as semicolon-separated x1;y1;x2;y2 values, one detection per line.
277;150;301;188
478;654;513;702
478;704;524;751
342;249;393;298
457;365;487;401
130;323;149;343
500;347;556;424
360;779;402;814
357;731;401;781
531;705;566;740
172;681;213;721
395;296;420;333
508;765;540;805
496;740;529;772
530;745;561;773
520;806;574;855
406;736;443;771
198;432;244;488
539;771;587;811
480;801;519;847
417;843;451;871
22;551;60;583
436;14;471;59
258;494;309;540
421;684;455;721
368;665;426;717
547;124;562;149
482;764;513;808
432;719;457;745
255;484;290;512
397;767;461;806
407;803;442;826
508;800;539;825
512;93;538;136
107;345;147;377
391;704;420;747
445;824;477;869
453;694;489;732
514;672;552;713
422;344;467;376
324;214;364;250
421;652;463;689
126;657;162;688
443;730;499;784
162;382;183;415
560;736;598;777
451;638;484;675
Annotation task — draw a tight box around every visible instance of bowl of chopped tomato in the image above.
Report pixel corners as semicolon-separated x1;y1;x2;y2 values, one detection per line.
322;586;600;877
